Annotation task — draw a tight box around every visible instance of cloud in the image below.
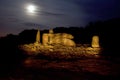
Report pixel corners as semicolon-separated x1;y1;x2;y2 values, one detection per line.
40;11;65;16
23;22;45;27
22;22;50;29
8;18;23;23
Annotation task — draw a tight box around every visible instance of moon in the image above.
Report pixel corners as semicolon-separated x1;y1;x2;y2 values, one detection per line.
26;5;36;13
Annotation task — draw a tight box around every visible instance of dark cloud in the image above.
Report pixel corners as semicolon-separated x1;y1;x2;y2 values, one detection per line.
22;22;51;30
7;18;22;23
23;22;45;27
40;11;65;16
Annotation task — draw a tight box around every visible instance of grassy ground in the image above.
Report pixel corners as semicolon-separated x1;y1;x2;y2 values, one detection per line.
0;57;120;80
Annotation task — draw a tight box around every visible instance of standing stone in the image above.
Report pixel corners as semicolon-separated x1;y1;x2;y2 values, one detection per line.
49;29;54;44
36;29;40;43
49;29;54;34
42;34;49;45
91;35;100;48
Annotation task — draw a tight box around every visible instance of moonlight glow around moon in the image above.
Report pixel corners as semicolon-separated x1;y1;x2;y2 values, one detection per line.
26;5;36;13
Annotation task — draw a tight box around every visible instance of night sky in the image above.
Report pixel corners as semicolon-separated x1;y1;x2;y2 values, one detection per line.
0;0;120;37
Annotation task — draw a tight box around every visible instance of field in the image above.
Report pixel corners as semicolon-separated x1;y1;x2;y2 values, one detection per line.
0;56;120;80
